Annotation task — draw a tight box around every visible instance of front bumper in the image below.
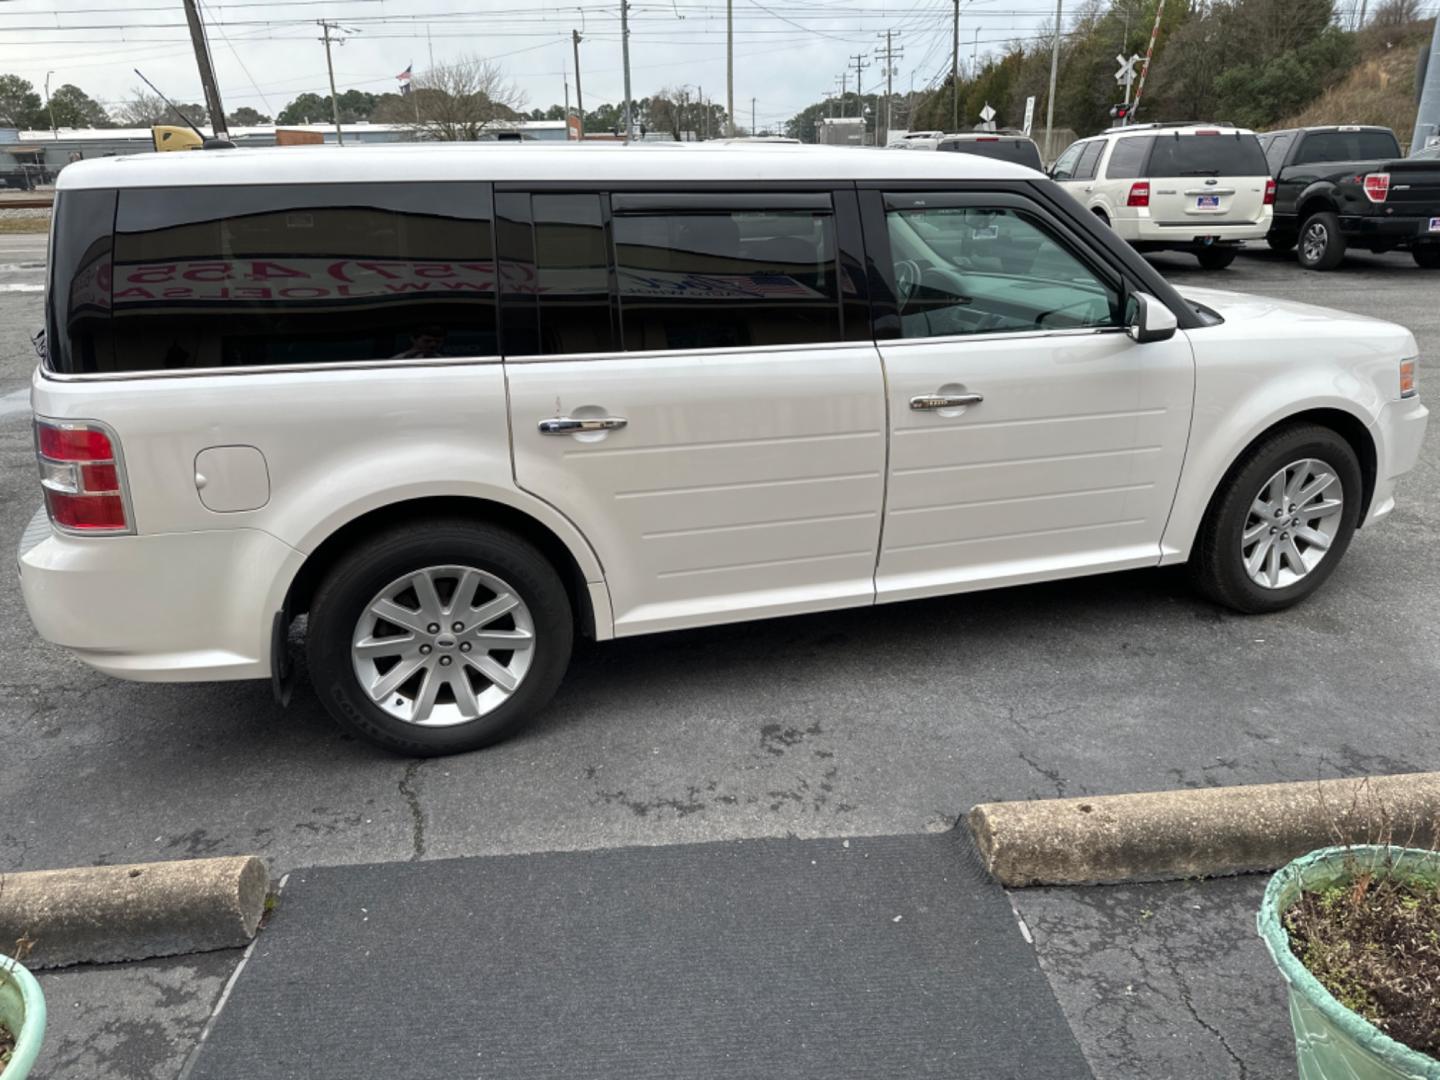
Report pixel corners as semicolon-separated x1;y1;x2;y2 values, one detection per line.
18;507;302;682
1365;396;1429;527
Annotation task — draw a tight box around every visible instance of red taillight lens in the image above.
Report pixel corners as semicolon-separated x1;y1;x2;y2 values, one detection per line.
38;424;113;461
1127;182;1150;207
1264;178;1276;205
45;491;129;530
35;420;130;533
1363;173;1390;203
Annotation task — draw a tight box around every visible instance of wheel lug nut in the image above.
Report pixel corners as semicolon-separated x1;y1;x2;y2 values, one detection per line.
438;655;452;666
452;621;464;632
1270;527;1278;535
459;642;472;652
427;623;440;634
419;644;432;655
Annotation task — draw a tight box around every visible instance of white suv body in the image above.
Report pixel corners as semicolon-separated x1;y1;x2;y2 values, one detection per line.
19;143;1425;754
1052;124;1275;269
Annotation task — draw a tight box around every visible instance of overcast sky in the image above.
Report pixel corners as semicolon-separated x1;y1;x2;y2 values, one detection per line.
2;0;1074;131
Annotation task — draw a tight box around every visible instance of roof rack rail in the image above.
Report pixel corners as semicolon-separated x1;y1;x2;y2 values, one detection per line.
1106;120;1238;132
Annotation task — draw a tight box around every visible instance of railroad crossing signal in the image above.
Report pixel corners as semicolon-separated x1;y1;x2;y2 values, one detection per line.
1114;53;1140;85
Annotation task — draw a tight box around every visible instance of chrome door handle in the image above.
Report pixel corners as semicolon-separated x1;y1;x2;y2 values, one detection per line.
910;393;983;410
538;416;628;435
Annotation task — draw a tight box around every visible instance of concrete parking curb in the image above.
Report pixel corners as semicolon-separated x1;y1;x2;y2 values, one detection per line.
0;856;268;969
969;772;1440;887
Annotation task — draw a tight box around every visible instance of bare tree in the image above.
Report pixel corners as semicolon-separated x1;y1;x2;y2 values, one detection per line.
384;57;526;141
1370;0;1423;27
115;88;206;128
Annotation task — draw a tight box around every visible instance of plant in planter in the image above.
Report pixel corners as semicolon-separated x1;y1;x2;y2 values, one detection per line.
0;876;46;1079
1259;845;1440;1080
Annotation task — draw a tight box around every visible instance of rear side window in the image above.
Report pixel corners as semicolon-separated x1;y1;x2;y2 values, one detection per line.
940;139;1044;170
1146;133;1269;177
1292;130;1401;165
1105;136;1152;178
533;193;616;355
611;196;841;351
1072;141;1105;181
1263;133;1295;173
104;183;496;373
45;189;116;374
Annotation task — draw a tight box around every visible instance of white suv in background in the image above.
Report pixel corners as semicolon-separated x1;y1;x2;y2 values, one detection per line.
1051;123;1274;269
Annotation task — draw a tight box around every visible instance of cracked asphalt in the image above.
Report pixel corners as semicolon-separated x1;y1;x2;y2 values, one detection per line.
3;232;1439;1078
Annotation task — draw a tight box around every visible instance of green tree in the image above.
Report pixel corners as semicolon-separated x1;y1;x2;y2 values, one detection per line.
0;74;44;128
277;92;329;125
226;106;271;126
47;83;111;128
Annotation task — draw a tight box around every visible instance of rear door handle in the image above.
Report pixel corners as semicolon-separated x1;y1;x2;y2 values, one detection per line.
910;393;983;410
538;416;628;434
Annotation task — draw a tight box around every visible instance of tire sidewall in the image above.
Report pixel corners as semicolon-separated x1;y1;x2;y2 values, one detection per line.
1196;248;1237;270
1207;428;1363;613
1297;212;1344;271
307;523;573;755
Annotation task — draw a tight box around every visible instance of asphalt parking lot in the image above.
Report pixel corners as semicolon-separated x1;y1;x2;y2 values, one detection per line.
3;233;1439;1078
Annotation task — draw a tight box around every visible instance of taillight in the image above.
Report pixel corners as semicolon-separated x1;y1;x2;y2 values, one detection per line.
1362;173;1390;203
1127;182;1150;207
1264;178;1276;205
34;419;131;534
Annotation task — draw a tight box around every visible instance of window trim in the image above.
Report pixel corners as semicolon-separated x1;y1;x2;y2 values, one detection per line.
860;185;1133;341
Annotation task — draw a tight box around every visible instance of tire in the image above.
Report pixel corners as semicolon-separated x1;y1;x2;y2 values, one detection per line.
1265;233;1296;253
1413;245;1440;269
1195;247;1237;270
1092;208;1111;227
1297;211;1346;271
306;520;574;756
1189;424;1363;615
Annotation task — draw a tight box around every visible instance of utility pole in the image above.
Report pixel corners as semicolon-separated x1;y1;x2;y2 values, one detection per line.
182;0;228;137
1414;15;1440;152
726;0;735;137
573;30;585;137
837;72;847;119
564;65;570;125
44;71;57;139
318;20;346;146
1044;0;1062;160
951;0;960;132
621;0;634;141
851;54;869;143
751;97;756;135
876;31;903;146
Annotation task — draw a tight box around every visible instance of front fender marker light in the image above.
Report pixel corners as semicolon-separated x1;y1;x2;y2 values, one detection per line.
1400;358;1418;399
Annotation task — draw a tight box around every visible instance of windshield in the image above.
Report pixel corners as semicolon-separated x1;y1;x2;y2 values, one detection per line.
1293;130;1401;164
940;139;1044;170
1146;133;1269;177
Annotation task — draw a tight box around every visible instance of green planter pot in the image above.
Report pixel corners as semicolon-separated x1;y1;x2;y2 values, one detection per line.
0;953;44;1079
1259;845;1440;1080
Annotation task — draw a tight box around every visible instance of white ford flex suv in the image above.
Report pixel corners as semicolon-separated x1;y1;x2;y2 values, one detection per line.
1051;123;1274;269
20;143;1425;755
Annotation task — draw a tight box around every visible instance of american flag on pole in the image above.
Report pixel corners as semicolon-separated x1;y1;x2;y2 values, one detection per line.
397;62;413;96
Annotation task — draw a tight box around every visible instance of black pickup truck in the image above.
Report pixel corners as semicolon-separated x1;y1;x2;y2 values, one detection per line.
1258;125;1440;270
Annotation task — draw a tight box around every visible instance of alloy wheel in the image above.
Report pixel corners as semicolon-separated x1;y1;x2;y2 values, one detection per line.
1241;459;1344;589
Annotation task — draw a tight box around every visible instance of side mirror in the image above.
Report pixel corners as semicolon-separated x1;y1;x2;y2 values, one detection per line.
1125;291;1178;344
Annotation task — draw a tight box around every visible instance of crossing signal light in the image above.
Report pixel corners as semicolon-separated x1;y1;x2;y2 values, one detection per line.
1109;103;1132;121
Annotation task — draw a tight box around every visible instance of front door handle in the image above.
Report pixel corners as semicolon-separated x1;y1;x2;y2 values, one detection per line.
538;416;628;435
910;393;983;410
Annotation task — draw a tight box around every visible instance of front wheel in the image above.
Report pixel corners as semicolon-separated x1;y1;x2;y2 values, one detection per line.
1413;245;1440;269
1189;425;1362;614
306;521;574;755
1297;211;1346;270
1195;247;1237;270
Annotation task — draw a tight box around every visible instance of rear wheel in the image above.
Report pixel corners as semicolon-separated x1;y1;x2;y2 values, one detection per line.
306;520;573;755
1297;211;1346;270
1196;247;1237;270
1413;245;1440;269
1189;424;1362;614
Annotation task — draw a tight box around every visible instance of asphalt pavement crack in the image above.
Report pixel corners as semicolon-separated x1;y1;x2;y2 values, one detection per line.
398;761;427;861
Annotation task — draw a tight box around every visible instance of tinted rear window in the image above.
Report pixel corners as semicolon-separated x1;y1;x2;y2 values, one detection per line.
1105;136;1152;179
1146;133;1269;177
940;139;1043;170
45;189;116;374
1292;130;1402;165
71;183;498;374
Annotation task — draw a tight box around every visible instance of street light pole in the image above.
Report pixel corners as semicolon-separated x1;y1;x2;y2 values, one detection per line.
952;0;960;131
1044;0;1062;160
318;20;345;146
621;0;634;141
44;71;57;139
572;30;585;138
726;0;735;137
